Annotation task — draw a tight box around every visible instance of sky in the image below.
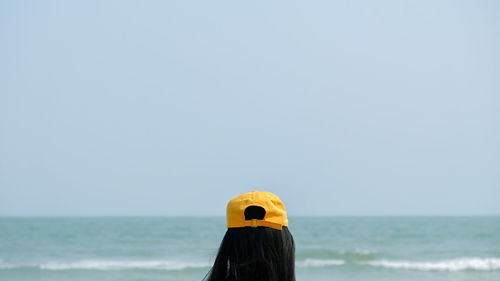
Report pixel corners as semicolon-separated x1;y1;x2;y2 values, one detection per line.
1;0;499;216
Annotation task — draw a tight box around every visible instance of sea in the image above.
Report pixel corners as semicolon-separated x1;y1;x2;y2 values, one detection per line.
0;217;499;281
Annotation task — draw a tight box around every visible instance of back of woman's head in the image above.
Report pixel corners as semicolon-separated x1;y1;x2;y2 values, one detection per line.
203;192;296;281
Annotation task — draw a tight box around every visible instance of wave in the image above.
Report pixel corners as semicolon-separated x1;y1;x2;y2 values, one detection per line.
0;260;211;271
2;259;346;271
0;263;16;270
365;258;500;271
296;249;375;260
296;258;345;267
42;260;212;271
2;257;499;272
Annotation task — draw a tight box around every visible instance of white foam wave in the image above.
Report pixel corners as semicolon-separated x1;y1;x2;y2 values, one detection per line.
296;258;345;267
3;257;500;272
365;258;500;271
39;260;211;271
1;259;347;270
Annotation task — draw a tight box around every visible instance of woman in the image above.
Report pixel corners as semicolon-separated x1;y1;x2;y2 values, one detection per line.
204;191;296;281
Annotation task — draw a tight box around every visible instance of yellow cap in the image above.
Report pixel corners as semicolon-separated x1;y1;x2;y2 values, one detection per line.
226;191;288;230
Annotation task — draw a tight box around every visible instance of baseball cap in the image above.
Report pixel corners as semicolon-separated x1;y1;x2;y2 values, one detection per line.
226;190;288;230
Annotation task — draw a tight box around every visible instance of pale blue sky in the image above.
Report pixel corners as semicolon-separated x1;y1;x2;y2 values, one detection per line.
1;0;499;216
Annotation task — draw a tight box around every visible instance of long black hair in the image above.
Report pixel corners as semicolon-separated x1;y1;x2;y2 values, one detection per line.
203;206;295;281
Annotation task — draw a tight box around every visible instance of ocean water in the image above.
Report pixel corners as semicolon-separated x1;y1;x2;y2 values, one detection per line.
0;217;499;281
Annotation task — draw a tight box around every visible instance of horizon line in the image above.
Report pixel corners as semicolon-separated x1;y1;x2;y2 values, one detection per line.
1;214;499;218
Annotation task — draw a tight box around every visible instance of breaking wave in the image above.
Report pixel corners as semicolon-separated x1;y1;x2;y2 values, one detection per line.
1;257;499;272
0;260;211;271
296;258;345;267
42;260;212;271
365;258;500;271
296;249;375;261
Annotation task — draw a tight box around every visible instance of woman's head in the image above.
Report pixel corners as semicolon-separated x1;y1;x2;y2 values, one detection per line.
204;191;295;281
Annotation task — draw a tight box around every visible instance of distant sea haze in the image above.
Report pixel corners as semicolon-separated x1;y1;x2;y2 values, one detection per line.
1;217;499;281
